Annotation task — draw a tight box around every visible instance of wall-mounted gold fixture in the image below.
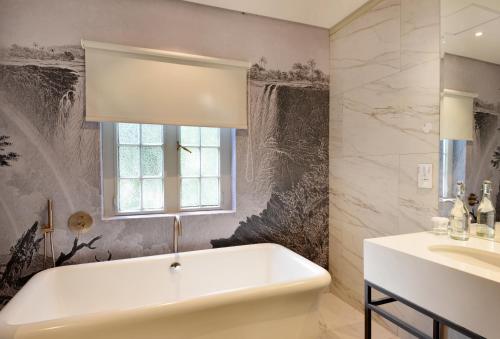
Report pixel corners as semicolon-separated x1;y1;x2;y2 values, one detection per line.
41;199;55;268
68;211;93;234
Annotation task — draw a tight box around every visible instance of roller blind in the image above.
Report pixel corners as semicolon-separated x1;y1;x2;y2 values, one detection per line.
82;40;249;129
440;89;477;141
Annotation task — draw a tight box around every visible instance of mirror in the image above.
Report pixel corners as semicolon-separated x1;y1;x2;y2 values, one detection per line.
440;0;500;239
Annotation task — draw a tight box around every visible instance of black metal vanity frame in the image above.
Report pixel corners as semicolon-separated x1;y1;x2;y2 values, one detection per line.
364;280;485;339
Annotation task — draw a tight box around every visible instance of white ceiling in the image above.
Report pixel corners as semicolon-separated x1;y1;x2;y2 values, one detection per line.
442;0;500;64
182;0;370;28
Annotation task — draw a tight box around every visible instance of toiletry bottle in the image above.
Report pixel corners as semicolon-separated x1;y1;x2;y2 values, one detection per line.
449;182;470;241
477;180;496;239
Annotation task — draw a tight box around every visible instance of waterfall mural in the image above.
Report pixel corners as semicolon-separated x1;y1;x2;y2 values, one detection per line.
212;60;329;267
0;46;329;304
0;0;329;308
0;44;111;305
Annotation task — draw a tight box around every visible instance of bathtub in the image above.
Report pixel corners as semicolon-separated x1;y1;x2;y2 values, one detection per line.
0;243;331;339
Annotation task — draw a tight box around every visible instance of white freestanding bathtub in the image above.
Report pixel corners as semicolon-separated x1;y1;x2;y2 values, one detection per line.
0;243;331;339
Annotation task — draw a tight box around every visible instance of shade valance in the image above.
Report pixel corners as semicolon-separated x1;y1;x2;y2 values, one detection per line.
440;89;477;141
82;40;249;129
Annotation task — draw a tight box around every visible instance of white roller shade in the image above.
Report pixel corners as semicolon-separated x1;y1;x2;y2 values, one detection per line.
440;89;477;141
82;40;249;129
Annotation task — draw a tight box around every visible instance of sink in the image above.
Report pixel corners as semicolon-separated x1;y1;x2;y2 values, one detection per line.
364;232;500;338
428;245;500;272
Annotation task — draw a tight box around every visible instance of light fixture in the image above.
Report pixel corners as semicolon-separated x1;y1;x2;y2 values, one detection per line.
475;31;483;37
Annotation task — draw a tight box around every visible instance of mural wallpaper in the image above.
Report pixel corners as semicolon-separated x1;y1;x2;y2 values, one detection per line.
0;135;18;167
0;45;113;304
212;60;329;266
0;0;329;307
467;102;500;220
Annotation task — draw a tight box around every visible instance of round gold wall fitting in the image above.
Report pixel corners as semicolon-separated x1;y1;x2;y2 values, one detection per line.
68;212;93;234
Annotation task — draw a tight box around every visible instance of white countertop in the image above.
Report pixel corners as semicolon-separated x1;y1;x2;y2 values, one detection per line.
366;231;500;284
364;232;500;337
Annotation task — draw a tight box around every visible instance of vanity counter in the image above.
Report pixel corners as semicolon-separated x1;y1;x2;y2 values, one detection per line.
364;232;500;338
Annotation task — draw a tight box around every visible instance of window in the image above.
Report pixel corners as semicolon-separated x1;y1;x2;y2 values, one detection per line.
439;139;466;200
179;126;221;208
117;124;164;212
101;123;234;218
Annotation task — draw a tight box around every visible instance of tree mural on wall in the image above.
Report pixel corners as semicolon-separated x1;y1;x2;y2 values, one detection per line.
212;144;329;267
248;57;329;85
490;147;500;218
8;43;75;61
0;41;329;310
0;221;110;306
0;223;41;290
0;135;19;167
213;57;329;268
0;42;109;308
491;147;500;169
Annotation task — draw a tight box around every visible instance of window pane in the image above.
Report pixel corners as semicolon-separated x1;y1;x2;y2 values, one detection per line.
142;179;163;209
141;124;163;145
201;127;220;146
201;178;219;206
119;146;140;177
201;148;219;176
181;178;200;207
180;126;200;146
118;123;140;144
119;179;141;211
180;147;200;177
142;146;163;177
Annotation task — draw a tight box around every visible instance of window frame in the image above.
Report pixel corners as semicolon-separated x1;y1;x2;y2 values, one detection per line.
439;139;467;201
115;123;165;214
100;122;235;219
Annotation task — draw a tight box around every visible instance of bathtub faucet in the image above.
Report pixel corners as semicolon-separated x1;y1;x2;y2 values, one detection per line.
173;215;182;253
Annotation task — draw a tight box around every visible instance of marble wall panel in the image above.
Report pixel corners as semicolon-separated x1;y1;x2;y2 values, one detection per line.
331;0;401;96
329;0;441;336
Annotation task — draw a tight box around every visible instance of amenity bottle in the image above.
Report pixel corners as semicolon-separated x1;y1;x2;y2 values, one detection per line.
477;180;496;239
449;182;470;241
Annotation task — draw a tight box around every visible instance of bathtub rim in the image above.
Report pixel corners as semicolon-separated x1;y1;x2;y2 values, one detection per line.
0;243;331;334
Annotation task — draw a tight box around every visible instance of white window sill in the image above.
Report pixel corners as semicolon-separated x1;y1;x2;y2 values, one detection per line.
101;209;236;221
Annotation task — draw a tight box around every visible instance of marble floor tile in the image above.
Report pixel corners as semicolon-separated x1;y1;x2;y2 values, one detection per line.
319;293;399;339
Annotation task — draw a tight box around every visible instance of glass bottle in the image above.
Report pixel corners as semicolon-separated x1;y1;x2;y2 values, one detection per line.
449;182;470;241
476;180;496;239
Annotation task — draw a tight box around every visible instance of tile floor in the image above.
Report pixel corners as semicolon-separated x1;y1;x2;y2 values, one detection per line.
318;293;398;339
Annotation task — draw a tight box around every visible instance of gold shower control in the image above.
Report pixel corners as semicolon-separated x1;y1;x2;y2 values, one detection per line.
68;211;93;234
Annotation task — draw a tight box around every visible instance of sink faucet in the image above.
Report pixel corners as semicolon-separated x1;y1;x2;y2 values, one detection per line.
173;215;182;253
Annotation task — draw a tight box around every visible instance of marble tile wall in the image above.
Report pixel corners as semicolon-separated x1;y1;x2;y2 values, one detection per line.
329;0;440;336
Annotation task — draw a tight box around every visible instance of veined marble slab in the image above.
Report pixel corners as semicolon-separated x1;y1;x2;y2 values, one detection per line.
331;0;400;96
329;0;441;336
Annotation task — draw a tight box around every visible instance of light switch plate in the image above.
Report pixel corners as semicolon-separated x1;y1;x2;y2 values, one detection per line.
417;163;433;189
